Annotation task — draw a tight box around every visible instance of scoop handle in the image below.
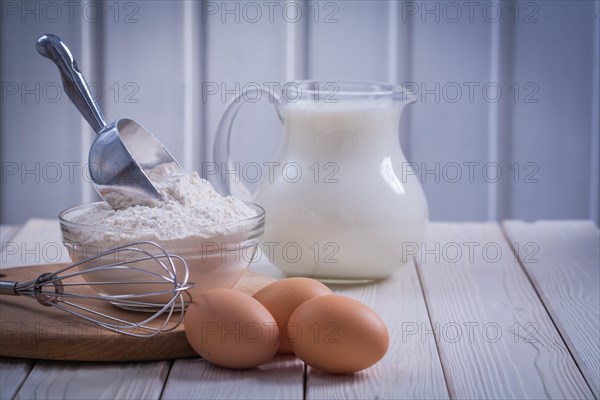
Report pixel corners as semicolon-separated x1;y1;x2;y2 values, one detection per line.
36;34;107;133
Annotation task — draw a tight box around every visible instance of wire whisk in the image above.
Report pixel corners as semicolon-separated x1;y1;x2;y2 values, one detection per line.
0;241;192;337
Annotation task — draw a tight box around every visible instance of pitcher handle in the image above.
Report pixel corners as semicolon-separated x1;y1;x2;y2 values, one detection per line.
213;87;283;200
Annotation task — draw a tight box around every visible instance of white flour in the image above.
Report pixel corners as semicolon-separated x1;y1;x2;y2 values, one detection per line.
73;165;258;242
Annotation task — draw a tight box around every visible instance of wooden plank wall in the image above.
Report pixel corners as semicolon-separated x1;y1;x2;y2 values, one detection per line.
1;0;598;224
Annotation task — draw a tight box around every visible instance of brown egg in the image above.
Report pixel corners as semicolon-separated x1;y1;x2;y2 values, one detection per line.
253;277;332;354
287;294;389;374
184;288;279;369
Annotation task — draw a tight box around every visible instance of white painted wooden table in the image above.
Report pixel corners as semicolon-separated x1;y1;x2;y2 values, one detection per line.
0;220;598;400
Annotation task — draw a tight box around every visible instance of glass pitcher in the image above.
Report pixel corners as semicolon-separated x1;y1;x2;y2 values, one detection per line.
214;81;428;282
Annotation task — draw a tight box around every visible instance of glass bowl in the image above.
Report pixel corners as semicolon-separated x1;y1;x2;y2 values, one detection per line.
59;201;265;309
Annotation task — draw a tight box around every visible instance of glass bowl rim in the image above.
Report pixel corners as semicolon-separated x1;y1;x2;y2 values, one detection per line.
58;201;266;235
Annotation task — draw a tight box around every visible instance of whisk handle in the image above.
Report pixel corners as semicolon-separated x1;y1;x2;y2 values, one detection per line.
0;281;17;296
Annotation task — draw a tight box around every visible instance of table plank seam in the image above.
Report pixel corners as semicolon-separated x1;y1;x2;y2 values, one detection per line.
302;362;307;400
499;226;599;399
414;259;454;400
8;360;35;400
415;223;593;399
158;360;174;400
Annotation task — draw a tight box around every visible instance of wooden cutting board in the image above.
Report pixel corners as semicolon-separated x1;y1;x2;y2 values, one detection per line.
0;263;275;361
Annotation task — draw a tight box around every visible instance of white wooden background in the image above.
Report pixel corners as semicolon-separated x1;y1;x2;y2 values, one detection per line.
1;0;599;225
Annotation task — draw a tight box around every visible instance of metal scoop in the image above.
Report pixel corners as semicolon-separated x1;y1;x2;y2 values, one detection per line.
36;34;183;209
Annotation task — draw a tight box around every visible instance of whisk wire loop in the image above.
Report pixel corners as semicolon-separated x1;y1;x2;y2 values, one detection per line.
1;241;192;338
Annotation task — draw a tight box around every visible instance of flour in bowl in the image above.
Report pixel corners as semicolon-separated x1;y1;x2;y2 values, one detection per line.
72;166;259;242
